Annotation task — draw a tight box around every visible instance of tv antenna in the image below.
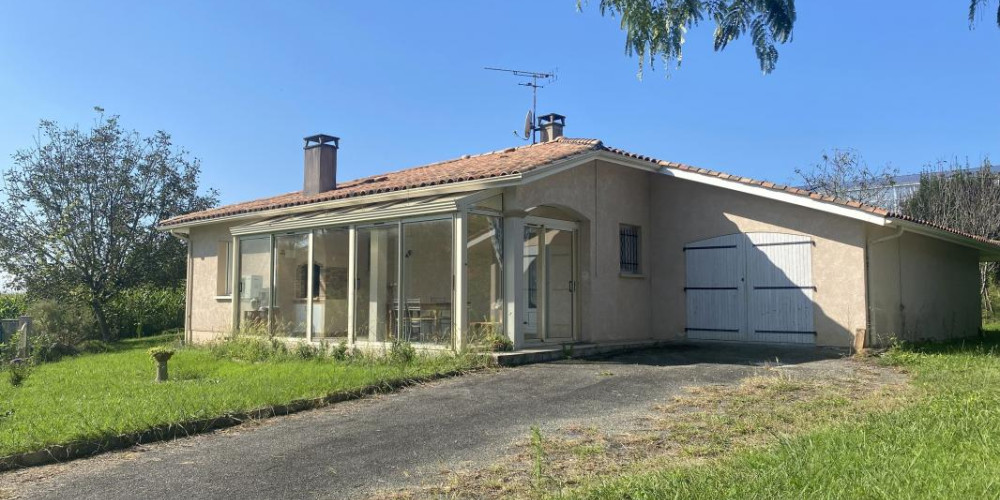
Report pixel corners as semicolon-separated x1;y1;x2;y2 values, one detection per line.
485;66;556;143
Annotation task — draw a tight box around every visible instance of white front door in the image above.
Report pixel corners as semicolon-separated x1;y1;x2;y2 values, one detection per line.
522;221;576;343
684;232;815;344
544;227;575;341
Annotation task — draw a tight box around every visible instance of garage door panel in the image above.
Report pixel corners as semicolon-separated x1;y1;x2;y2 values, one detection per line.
748;289;815;344
746;233;815;344
684;234;744;341
686;289;743;340
685;232;815;345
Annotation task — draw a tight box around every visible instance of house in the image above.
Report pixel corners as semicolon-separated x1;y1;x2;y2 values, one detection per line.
158;114;1000;351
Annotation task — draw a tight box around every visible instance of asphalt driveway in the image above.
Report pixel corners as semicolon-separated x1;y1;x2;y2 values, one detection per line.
2;343;847;499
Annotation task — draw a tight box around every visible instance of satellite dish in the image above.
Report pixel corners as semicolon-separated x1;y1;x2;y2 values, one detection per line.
523;110;534;139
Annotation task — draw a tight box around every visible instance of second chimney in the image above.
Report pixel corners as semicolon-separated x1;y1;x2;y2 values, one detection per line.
303;134;339;195
538;113;566;142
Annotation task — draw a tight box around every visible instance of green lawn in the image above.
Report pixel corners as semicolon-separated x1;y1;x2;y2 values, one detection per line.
0;334;482;458
569;327;1000;499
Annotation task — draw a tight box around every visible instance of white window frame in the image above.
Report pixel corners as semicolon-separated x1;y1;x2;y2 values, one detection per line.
216;240;233;298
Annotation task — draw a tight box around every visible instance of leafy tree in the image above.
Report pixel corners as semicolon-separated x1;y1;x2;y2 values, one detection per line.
0;109;217;340
586;1;999;75
795;148;898;207
969;0;1000;28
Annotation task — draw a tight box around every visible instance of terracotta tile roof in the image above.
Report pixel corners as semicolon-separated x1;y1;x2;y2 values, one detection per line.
601;145;1000;248
159;137;603;227
159;136;1000;249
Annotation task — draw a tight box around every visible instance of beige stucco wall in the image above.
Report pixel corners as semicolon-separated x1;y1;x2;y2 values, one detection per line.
868;226;981;344
188;223;235;343
179;159;983;350
649;175;869;348
514;159;653;343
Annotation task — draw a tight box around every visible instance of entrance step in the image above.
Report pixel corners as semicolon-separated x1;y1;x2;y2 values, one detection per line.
490;339;670;366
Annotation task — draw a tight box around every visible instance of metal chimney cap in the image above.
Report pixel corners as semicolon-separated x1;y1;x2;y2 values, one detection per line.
538;113;566;125
304;134;340;149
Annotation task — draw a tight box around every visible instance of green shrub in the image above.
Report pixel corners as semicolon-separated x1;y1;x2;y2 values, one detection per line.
486;333;514;352
389;340;417;364
32;342;79;363
27;299;98;346
294;341;322;360
7;358;31;387
0;294;28;319
76;339;113;354
210;335;289;362
331;341;349;361
107;285;185;338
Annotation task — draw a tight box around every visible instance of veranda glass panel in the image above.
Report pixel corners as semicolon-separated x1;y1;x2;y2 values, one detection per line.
272;233;309;337
401;218;453;345
467;214;504;344
523;226;540;340
238;236;272;333
354;225;399;341
312;228;350;340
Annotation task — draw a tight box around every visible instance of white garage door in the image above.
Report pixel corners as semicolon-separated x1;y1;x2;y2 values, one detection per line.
684;232;815;345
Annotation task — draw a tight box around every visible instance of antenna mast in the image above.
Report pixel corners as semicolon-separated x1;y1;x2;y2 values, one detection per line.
485;66;556;144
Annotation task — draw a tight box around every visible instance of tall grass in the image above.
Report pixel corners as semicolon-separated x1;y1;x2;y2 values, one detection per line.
0;334;484;458
569;327;1000;499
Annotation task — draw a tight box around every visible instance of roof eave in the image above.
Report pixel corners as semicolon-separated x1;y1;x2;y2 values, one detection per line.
888;218;1000;261
156;173;527;231
595;151;890;227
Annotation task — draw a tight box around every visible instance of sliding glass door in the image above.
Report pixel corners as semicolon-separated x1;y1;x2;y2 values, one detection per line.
272;233;309;337
466;213;503;344
237;236;272;333
312;228;350;340
401;218;453;345
354;224;399;342
235;214;466;347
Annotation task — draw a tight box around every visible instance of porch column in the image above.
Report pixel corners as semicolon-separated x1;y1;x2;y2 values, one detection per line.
346;226;357;345
369;229;390;341
230;236;240;335
503;211;526;349
454;212;467;350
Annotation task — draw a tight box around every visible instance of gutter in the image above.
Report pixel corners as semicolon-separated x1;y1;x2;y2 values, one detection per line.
863;224;905;350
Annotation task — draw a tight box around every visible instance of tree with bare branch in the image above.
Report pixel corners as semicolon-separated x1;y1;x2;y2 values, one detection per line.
904;160;1000;315
794;148;898;207
0;109;217;340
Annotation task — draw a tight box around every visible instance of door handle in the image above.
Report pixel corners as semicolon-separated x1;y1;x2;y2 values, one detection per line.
568;281;575;293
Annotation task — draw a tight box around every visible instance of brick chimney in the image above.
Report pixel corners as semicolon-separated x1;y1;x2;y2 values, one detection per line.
303;134;339;195
538;113;565;142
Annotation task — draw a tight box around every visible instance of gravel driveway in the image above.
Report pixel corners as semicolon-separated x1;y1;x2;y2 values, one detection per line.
1;343;851;499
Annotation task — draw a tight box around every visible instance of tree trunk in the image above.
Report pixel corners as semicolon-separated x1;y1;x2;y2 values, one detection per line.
91;299;112;342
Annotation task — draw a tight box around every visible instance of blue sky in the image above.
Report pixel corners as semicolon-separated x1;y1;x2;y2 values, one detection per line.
1;1;997;205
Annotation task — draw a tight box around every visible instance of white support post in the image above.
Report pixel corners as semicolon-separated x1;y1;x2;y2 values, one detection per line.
370;229;389;341
231;236;241;336
503;215;525;349
347;225;357;346
453;212;467;351
306;231;315;342
184;236;193;344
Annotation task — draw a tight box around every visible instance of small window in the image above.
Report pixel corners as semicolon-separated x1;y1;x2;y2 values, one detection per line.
619;224;641;275
217;240;233;296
